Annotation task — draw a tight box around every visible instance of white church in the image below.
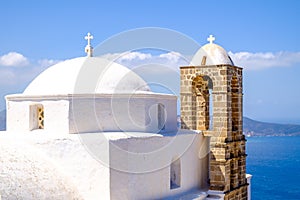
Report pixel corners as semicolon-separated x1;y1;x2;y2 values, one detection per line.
1;33;251;200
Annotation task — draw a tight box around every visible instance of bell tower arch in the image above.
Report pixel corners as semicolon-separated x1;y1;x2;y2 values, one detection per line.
180;36;248;199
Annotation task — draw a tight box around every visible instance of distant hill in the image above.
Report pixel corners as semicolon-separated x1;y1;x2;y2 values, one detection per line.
243;117;300;136
0;109;6;131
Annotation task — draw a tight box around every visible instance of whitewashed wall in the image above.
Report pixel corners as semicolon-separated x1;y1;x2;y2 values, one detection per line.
6;100;30;132
109;132;209;200
43;100;69;132
6;93;177;134
69;94;177;133
6;96;69;133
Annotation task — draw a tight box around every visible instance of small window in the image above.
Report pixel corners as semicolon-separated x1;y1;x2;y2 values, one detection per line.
38;106;44;129
201;56;207;65
29;104;44;130
158;103;166;131
170;157;181;189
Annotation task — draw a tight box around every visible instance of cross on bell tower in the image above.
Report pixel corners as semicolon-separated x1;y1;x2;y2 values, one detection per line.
85;32;94;57
207;34;215;44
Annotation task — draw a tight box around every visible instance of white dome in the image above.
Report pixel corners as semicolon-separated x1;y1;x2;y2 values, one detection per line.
24;57;151;95
191;43;234;66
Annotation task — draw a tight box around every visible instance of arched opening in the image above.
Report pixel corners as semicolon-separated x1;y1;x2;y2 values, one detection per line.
29;104;44;130
157;103;166;131
209;88;213;130
170;157;181;189
192;75;213;130
231;75;239;133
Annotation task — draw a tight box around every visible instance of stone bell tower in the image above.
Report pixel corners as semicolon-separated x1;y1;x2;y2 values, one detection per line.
180;35;248;199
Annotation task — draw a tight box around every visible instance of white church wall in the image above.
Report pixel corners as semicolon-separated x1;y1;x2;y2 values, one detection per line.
145;97;177;133
6;96;69;133
69;94;177;134
69;97;101;133
6;100;30;132
68;96;145;133
108;132;209;199
6;93;177;135
70;96;148;133
97;96;147;132
43;100;69;132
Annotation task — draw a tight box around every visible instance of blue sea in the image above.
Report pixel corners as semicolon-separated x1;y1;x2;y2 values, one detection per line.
247;136;300;200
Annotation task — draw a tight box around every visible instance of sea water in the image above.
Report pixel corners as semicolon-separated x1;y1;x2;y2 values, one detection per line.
247;136;300;200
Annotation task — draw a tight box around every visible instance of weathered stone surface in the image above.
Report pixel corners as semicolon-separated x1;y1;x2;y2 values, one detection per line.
180;64;247;199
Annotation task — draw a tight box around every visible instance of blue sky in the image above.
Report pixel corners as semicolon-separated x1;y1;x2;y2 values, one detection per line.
0;0;300;124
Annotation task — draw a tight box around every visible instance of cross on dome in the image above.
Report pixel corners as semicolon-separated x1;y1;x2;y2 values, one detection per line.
85;32;93;46
84;32;94;57
207;34;215;44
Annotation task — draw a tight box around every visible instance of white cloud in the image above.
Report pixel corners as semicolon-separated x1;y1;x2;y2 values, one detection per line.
229;51;300;70
99;53;123;61
159;51;182;63
117;52;152;61
0;52;29;67
119;51;300;71
101;51;189;70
